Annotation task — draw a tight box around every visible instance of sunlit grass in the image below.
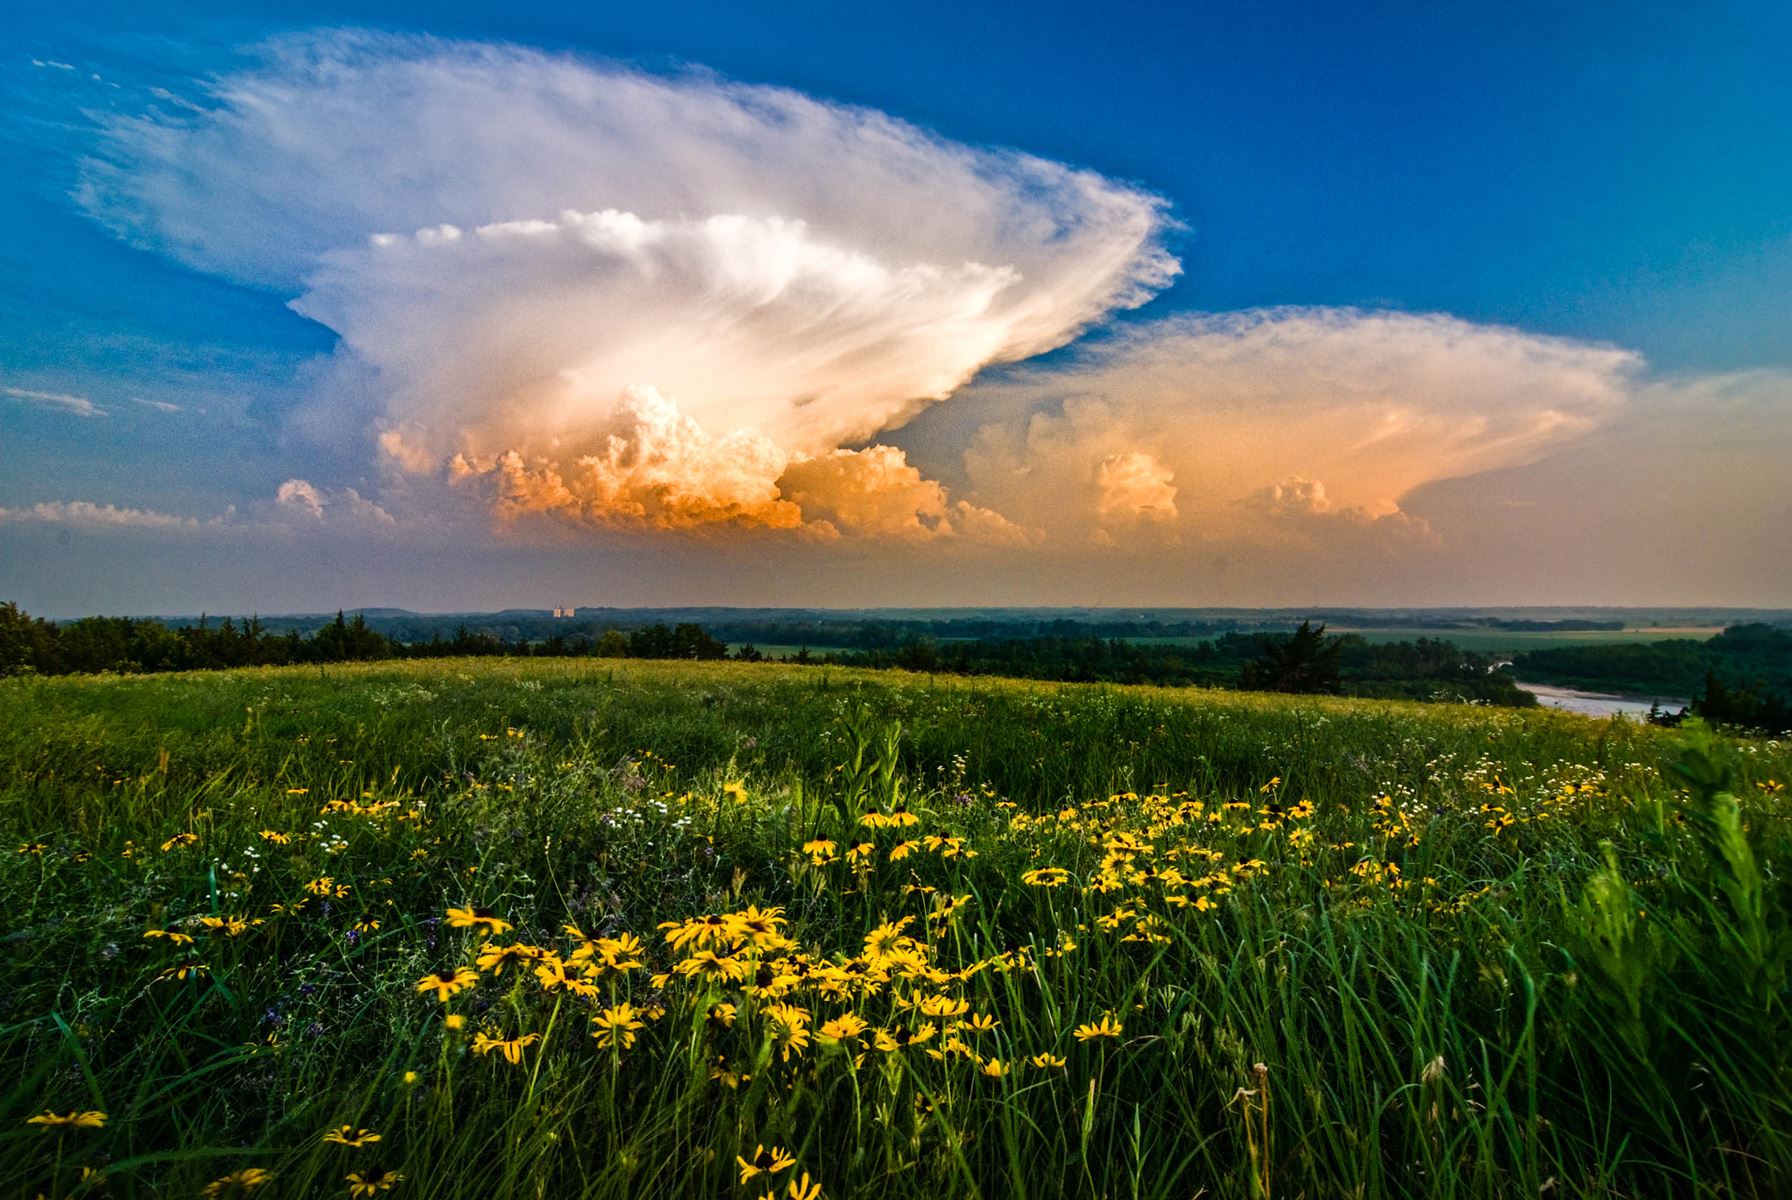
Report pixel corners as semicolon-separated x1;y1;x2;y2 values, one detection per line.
2;659;1788;1198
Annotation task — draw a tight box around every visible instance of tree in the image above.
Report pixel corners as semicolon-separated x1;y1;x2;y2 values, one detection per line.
1239;621;1343;694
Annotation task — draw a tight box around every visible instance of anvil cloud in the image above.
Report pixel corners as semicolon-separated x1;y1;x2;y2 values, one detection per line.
79;32;1177;536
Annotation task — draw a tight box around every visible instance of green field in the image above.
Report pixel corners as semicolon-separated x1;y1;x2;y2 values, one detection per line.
3;660;1789;1198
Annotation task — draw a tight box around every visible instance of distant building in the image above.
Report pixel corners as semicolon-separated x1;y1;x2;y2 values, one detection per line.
552;606;576;619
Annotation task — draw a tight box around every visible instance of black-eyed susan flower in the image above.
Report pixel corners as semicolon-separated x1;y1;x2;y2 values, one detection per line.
817;1013;868;1044
980;1057;1008;1078
658;914;732;952
322;1125;381;1147
157;961;209;982
26;1110;106;1130
1029;1052;1067;1068
143;928;196;947
674;949;749;982
736;1144;796;1184
346;1167;404;1196
445;906;511;937
1073;1014;1124;1042
784;1171;824;1200
414;966;478;1002
1021;867;1070;887
470;1031;540;1064
591;1002;645;1049
201;1168;274;1195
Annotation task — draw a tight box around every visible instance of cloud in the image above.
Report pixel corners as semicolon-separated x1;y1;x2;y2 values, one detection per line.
274;479;394;526
957;308;1639;548
3;386;106;418
0;500;203;529
78;31;1177;536
131;397;185;413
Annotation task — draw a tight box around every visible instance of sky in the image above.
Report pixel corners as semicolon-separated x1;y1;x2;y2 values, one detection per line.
0;0;1788;616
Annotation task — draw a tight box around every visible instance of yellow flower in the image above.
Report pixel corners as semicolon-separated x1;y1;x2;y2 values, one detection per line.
658;914;733;951
592;1002;646;1049
1029;1052;1067;1068
674;950;749;982
784;1171;824;1200
470;1031;540;1064
144;928;196;947
258;830;291;844
26;1110;107;1130
1021;867;1070;887
346;1167;405;1196
322;1125;381;1147
980;1057;1008;1078
817;1013;869;1044
736;1144;796;1183
414;966;479;1002
445;906;512;937
444;1014;466;1031
1073;1014;1124;1042
801;839;838;865
202;1168;274;1196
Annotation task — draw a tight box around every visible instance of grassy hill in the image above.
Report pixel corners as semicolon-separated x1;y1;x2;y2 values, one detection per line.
3;660;1789;1198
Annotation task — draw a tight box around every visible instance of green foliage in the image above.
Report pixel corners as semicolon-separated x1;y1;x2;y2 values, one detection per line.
1;661;1788;1198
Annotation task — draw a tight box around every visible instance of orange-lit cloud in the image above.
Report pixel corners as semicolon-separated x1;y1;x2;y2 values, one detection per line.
954;308;1640;548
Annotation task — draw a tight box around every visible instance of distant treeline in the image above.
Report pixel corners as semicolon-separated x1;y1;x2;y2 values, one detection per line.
808;624;1538;707
1511;623;1792;733
0;604;728;675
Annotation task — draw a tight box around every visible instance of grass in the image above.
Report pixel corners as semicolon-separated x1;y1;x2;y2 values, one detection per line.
1;658;1788;1199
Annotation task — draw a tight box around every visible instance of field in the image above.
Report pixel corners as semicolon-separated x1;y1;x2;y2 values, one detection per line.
2;659;1789;1199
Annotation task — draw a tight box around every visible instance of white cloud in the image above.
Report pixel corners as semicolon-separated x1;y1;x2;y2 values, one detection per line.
274;478;394;526
0;500;202;529
78;31;1177;536
3;386;106;418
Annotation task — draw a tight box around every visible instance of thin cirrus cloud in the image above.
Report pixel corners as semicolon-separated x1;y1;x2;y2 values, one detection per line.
77;30;1178;538
3;386;107;418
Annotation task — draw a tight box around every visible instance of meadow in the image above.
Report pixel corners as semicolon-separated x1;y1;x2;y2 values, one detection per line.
2;659;1788;1199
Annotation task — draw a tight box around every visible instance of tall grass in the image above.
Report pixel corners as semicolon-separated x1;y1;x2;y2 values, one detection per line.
1;659;1788;1198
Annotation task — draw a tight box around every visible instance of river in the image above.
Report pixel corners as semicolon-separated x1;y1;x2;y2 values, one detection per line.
1511;680;1685;719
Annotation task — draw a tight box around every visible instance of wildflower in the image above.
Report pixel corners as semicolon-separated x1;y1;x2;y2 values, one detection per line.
444;1014;466;1031
346;1168;405;1196
1021;867;1069;887
596;934;645;970
592;1003;646;1049
258;830;291;844
736;1144;796;1184
471;1031;540;1064
981;1058;1008;1078
675;950;750;982
888;840;918;861
706;1001;738;1030
26;1110;107;1129
784;1171;824;1200
17;841;47;855
659;913;733;951
817;1012;868;1044
199;915;253;937
801;839;838;865
873;1022;937;1052
862;916;916;965
445;906;512;937
1029;1053;1067;1068
202;1168;274;1195
964;1013;1000;1033
475;942;537;975
323;1125;381;1147
725;905;787;949
157;961;209;982
143;928;196;947
1074;1014;1124;1042
160;832;198;852
415;966;478;1002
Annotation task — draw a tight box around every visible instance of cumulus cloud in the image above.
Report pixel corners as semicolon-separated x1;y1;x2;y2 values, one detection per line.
79;31;1177;536
274;479;394;526
3;386;106;418
957;308;1639;547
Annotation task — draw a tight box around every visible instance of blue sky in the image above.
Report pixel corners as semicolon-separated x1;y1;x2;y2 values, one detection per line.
1;1;1788;614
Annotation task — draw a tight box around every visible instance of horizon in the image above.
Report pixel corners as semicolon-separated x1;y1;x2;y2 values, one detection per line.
2;2;1788;612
